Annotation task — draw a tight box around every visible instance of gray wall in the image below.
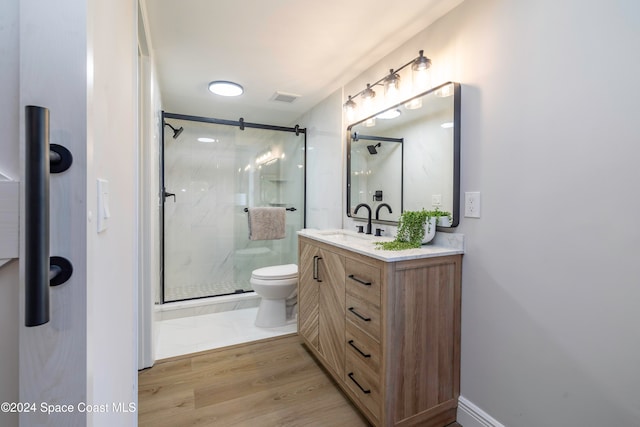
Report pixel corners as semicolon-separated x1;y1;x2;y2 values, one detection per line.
307;0;640;425
442;2;639;425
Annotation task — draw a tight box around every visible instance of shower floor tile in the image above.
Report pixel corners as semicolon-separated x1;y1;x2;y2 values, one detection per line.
155;307;297;360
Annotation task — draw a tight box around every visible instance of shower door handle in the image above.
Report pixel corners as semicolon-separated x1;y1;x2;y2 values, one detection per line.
25;105;74;327
163;189;176;203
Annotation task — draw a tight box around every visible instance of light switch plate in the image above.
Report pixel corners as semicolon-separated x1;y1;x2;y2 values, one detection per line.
464;192;481;218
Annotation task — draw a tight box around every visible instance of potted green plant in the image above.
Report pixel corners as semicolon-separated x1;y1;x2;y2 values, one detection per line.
425;207;452;227
375;209;437;251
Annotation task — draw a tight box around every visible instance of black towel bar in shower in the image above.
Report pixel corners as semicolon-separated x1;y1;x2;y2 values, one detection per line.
243;207;296;212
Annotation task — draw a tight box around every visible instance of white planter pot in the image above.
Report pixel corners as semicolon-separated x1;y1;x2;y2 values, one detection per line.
436;216;451;227
422;217;437;244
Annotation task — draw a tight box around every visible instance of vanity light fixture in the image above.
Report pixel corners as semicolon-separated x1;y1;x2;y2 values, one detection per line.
383;69;401;99
411;50;432;92
404;98;422;110
361;83;376;114
435;84;453;97
377;108;401;120
208;80;244;97
344;95;357;121
343;49;432;119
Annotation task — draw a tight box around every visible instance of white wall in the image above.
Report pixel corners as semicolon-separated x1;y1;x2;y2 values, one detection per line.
296;89;344;230
86;0;138;425
138;0;163;368
305;0;640;425
0;0;19;425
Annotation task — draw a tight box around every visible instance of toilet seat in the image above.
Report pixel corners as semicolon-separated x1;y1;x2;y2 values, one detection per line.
251;264;297;281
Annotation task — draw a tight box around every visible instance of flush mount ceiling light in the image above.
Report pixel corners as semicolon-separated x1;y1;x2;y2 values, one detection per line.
197;137;217;143
343;50;432;120
208;80;244;97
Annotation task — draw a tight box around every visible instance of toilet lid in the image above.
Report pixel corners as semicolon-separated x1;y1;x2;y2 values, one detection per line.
251;264;298;280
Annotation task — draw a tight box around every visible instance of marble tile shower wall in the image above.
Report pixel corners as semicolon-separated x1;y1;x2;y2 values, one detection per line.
163;124;304;301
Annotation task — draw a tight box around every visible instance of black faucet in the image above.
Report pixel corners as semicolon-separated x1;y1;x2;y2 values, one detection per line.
375;203;392;220
354;203;372;235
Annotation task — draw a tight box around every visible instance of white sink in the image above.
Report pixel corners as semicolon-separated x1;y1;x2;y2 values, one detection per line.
298;228;464;262
316;229;375;243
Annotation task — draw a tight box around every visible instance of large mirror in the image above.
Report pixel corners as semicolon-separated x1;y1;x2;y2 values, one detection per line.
347;81;460;227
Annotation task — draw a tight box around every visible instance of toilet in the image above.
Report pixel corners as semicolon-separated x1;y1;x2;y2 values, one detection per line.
250;264;298;328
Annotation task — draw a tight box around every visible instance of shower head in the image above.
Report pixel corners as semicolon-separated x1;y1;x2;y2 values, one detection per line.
164;122;184;139
367;143;382;155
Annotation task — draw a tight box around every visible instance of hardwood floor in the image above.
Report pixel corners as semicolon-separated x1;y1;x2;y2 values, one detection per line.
138;334;463;427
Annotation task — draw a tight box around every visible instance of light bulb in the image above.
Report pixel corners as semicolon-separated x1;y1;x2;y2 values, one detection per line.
384;69;401;101
362;83;376;114
411;50;432;92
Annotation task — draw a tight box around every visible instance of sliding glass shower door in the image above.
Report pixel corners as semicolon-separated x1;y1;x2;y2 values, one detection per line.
161;114;305;302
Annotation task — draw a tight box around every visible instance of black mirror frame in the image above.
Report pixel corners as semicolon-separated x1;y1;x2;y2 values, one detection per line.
346;81;461;228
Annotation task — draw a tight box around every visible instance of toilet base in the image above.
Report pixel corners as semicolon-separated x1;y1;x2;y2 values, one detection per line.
255;298;288;328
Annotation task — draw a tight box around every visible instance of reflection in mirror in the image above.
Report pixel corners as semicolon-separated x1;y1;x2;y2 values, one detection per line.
348;134;402;222
347;82;460;227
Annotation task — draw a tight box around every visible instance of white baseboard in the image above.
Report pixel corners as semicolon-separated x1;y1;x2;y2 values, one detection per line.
457;396;506;427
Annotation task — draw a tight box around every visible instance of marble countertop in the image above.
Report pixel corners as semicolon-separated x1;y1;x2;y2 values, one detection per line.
298;229;464;262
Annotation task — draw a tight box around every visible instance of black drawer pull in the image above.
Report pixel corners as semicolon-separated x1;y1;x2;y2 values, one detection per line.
348;372;371;394
348;340;371;358
313;256;323;282
348;307;371;322
348;274;371;286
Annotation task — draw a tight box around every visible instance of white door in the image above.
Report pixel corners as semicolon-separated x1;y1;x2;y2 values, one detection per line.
18;1;89;426
7;1;139;426
0;2;86;427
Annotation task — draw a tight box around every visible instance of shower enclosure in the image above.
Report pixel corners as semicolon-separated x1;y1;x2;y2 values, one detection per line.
161;113;306;303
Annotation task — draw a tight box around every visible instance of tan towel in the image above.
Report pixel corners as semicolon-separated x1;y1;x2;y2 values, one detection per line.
247;207;286;240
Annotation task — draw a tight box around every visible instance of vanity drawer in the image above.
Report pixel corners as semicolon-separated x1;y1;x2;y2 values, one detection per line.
346;321;381;373
346;293;381;341
345;259;381;307
345;350;381;420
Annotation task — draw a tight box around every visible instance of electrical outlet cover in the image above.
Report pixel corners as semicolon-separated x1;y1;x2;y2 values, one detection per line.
464;192;481;218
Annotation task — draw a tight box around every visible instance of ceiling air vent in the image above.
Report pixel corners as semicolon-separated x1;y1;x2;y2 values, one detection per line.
271;91;300;103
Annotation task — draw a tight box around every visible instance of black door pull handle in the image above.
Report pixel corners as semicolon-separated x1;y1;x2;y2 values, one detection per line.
25;105;74;327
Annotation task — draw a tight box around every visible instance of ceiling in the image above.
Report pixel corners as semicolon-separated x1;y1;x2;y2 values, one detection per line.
142;0;462;126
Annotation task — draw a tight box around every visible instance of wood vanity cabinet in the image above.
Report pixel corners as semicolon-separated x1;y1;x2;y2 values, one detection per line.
298;235;462;427
298;238;346;377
